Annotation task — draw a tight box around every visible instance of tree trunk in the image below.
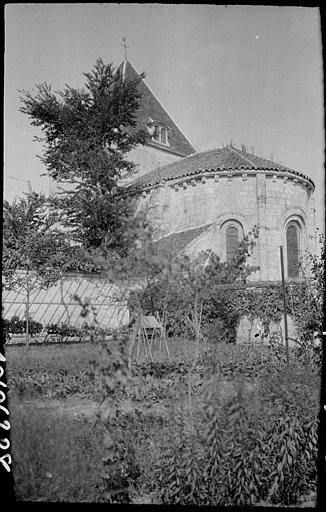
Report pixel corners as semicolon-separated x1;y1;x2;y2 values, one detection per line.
26;273;30;349
60;277;70;325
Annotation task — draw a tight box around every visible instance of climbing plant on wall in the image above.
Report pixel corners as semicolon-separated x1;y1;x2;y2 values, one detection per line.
140;226;260;341
290;231;325;349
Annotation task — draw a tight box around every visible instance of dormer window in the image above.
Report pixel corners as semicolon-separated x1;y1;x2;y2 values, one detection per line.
153;125;169;145
147;120;169;146
153;125;160;141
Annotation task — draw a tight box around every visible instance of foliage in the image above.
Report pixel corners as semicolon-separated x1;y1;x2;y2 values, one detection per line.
9;367;97;399
7;343;98;399
7;339;320;504
10;402;105;502
152;359;319;506
92;242;321;507
2;191;88;346
141;281;284;342
141;276;322;347
89;219;314;506
291;231;325;351
46;323;86;339
87;222;261;503
2;192;78;288
19;58;148;256
11;53;323;507
3;316;101;344
137;226;260;339
7;213;321;506
3;316;43;337
202;283;298;341
94;331;132;503
134;226;324;351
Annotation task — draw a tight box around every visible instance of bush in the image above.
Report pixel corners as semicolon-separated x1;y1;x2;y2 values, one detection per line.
151;361;319;506
3;315;43;336
7;344;98;399
45;323;111;342
94;334;320;505
46;323;84;339
7;335;320;505
8;366;97;399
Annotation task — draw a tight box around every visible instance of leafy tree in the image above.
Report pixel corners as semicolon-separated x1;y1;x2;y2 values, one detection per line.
19;58;148;256
4;192;70;280
291;230;325;362
128;225;260;345
3;192;81;345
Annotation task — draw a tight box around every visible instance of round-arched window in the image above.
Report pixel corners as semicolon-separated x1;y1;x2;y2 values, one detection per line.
286;223;300;278
226;225;239;262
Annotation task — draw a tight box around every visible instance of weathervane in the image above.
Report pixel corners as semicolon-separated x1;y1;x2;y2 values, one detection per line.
121;36;130;60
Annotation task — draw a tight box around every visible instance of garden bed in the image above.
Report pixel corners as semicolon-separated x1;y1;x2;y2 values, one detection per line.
5;339;321;505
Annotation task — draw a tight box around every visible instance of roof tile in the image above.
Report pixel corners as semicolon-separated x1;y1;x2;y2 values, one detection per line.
130;145;314;189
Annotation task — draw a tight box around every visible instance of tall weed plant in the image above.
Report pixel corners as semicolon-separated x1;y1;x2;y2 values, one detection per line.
83;220;319;505
151;351;319;506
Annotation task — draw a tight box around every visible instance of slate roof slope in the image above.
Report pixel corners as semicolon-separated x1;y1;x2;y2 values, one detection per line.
153;224;212;257
118;60;196;157
130;145;314;189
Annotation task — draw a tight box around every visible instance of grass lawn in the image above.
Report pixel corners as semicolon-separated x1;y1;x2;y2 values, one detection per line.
5;338;321;504
6;341;101;373
6;338;200;502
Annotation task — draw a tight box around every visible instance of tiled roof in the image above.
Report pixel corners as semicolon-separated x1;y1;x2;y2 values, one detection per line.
153;224;212;257
129;145;315;189
118;60;196;157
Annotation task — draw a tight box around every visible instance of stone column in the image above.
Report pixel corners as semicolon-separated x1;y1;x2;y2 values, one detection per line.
152;184;169;238
256;173;268;280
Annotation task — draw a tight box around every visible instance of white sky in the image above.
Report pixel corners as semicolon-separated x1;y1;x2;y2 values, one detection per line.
4;4;325;231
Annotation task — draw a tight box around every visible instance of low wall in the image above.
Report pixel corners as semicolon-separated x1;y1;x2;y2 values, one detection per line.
237;314;298;347
2;273;129;331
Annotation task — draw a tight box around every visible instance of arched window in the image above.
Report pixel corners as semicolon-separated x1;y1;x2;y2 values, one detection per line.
226;226;239;262
286;223;300;278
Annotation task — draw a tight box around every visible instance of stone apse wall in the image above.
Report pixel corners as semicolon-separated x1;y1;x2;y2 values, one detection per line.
137;168;316;281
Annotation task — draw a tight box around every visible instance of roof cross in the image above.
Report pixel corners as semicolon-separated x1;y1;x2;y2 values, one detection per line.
121;36;130;61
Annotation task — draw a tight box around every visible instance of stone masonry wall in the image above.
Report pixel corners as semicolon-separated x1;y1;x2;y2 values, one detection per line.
237;313;298;346
126;144;183;182
140;169;314;281
264;174;314;280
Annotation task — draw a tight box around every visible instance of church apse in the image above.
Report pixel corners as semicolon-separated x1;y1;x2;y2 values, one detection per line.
128;145;315;282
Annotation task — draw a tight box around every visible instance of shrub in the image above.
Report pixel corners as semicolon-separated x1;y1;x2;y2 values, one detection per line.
7;339;319;505
151;372;318;505
148;347;320;506
46;323;84;339
3;315;43;337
